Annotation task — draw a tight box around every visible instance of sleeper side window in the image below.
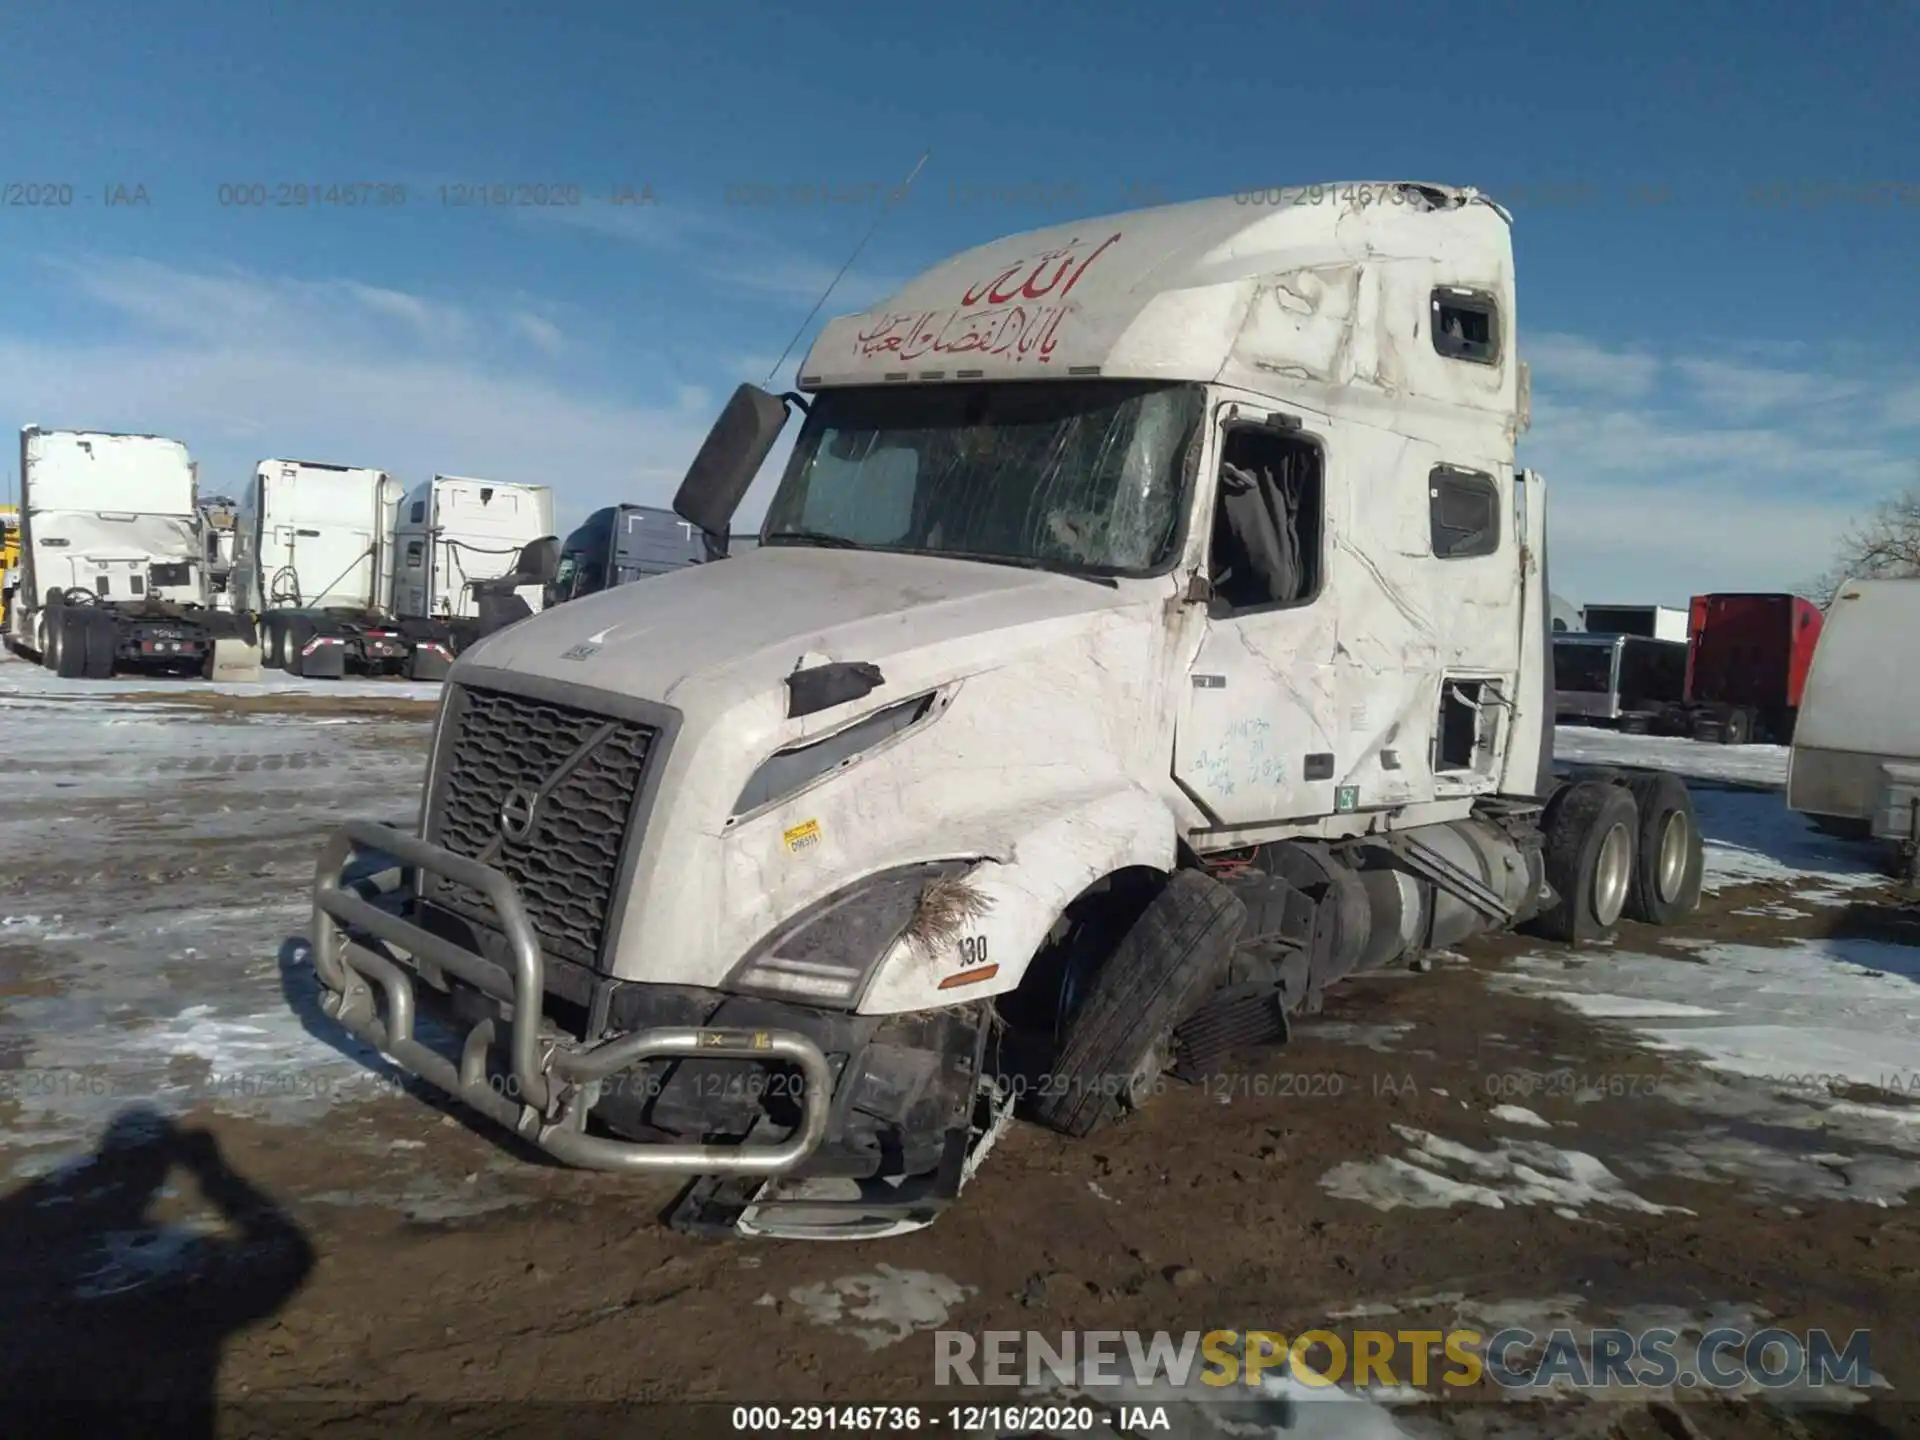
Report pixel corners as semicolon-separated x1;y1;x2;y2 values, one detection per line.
1205;426;1324;613
1430;464;1500;559
1430;287;1500;365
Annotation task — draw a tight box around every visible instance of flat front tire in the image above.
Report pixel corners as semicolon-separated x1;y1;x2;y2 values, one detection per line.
1028;869;1248;1139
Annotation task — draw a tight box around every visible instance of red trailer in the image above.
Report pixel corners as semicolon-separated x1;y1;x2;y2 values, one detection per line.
1677;592;1825;745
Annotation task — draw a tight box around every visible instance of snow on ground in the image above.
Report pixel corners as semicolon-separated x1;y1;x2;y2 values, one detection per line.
0;680;433;1175
0;646;441;702
1689;789;1890;896
1495;941;1920;1204
1318;1123;1689;1219
1489;1104;1553;1129
1500;941;1920;1105
784;1266;975;1351
1554;724;1788;788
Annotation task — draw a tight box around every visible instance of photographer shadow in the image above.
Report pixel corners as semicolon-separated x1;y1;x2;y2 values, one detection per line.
0;1104;315;1435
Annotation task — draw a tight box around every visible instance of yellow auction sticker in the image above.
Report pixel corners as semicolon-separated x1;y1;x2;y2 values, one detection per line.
783;819;822;853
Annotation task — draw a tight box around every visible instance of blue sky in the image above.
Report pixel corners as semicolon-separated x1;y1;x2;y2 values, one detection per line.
3;0;1915;606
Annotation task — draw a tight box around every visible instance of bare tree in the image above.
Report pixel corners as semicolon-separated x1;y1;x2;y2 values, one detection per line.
1807;484;1920;605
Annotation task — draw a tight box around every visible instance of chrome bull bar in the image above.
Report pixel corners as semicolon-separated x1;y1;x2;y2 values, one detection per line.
309;819;832;1176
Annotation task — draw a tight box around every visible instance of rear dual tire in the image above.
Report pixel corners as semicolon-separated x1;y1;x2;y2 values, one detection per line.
1695;707;1754;745
1526;774;1704;942
278;616;321;677
1623;771;1703;926
43;609;112;679
260;614;286;670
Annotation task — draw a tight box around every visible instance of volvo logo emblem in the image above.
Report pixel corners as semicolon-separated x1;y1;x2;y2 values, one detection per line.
498;788;539;842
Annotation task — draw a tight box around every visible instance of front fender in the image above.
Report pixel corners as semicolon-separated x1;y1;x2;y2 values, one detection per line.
856;785;1179;1015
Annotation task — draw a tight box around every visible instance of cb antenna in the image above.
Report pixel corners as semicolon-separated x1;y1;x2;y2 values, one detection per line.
762;149;931;391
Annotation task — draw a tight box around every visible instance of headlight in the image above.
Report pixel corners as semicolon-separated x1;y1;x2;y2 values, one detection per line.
730;691;940;818
726;860;974;1007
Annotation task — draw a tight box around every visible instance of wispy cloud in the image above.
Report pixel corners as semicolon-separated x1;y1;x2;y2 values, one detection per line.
1525;332;1658;399
1669;356;1869;420
538;200;905;309
510;311;566;356
1879;381;1920;430
56;256;480;354
10;256;714;533
1524;338;1919;604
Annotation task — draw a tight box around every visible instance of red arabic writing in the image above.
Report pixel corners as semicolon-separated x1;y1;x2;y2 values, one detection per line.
958;231;1123;307
853;303;1073;365
852;231;1124;366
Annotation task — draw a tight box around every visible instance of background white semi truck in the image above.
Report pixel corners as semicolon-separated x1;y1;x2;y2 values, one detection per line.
390;475;558;673
308;182;1708;1240
234;463;559;680
6;426;258;680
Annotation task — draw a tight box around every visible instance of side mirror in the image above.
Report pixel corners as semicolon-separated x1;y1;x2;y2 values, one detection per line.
673;385;793;538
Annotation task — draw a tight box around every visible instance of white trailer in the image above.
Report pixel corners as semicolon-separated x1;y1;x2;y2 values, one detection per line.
1786;576;1920;879
5;426;259;680
308;182;1707;1240
1581;603;1688;644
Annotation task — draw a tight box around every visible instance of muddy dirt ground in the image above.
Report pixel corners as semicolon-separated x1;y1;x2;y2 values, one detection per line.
2;673;1916;1438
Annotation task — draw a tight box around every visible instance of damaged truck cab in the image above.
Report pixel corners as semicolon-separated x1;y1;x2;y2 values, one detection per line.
309;183;1705;1239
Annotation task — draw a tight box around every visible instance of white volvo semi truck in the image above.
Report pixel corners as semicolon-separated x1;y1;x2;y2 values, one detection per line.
307;182;1706;1239
7;426;259;679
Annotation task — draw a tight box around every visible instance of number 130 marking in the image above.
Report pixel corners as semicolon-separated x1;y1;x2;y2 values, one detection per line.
958;935;989;966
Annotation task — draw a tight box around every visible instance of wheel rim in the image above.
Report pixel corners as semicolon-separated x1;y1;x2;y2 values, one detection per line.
1592;821;1632;926
1656;810;1692;903
1125;1039;1167;1110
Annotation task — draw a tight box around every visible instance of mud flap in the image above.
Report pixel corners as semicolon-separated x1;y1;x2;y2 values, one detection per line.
298;637;349;680
407;643;455;682
206;636;262;683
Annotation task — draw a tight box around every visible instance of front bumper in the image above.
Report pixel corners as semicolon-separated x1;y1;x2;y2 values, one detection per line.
310;819;833;1176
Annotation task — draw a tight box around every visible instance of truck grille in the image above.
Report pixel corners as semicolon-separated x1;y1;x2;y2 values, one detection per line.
425;684;657;968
